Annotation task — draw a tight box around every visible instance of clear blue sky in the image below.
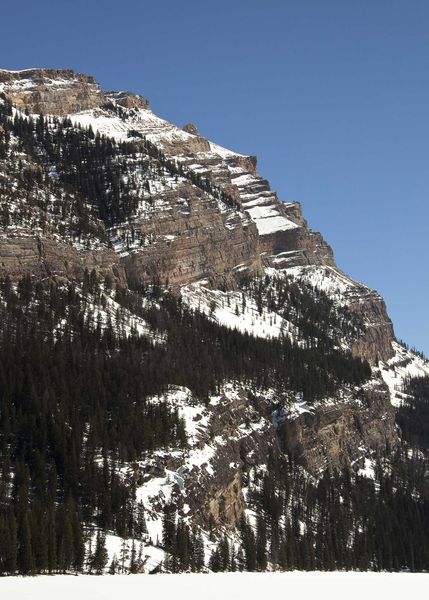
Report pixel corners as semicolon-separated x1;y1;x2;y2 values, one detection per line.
2;0;428;354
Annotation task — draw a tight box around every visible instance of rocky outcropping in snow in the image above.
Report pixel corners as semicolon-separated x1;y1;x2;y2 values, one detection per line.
0;67;397;364
0;68;103;115
0;234;125;284
1;69;428;573
281;379;398;473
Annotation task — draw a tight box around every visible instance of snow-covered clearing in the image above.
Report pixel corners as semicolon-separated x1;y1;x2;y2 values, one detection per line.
0;572;425;600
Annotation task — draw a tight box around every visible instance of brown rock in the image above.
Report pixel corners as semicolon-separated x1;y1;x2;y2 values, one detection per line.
182;123;200;136
107;91;150;110
0;69;103;115
281;382;398;474
0;235;125;284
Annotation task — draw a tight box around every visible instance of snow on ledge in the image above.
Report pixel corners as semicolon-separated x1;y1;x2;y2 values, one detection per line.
245;204;299;236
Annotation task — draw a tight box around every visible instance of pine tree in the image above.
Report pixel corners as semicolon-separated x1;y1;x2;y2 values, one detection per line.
256;517;267;571
109;555;118;574
119;538;129;573
90;532;108;575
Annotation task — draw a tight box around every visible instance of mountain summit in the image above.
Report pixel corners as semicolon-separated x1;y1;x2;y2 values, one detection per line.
0;68;428;574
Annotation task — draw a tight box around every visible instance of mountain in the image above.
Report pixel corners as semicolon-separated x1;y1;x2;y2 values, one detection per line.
0;68;428;575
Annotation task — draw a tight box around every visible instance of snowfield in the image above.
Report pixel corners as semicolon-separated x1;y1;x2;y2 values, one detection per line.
0;572;426;600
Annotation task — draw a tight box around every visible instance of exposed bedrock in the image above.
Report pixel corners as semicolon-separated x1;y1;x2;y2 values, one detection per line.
0;69;104;115
0;235;125;284
348;293;395;364
121;188;262;289
281;383;398;474
184;390;280;529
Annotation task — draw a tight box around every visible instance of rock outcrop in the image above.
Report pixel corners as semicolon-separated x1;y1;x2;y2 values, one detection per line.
0;235;125;284
119;184;261;289
107;91;150;110
0;67;395;364
2;68;424;568
281;381;398;474
0;68;103;115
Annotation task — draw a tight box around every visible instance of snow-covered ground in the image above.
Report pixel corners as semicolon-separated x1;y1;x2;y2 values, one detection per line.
284;265;370;306
0;572;426;600
181;282;297;341
379;341;429;407
244;203;298;235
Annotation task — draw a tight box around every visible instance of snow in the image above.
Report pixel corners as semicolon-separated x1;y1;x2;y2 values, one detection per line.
358;457;376;479
1;571;422;600
245;204;298;236
0;67;42;73
147;386;209;446
102;533;164;573
209;140;243;158
231;173;256;186
69;106;188;145
70;110;130;142
83;290;160;342
287;400;315;420
285;265;366;304
181;282;297;341
378;341;429;407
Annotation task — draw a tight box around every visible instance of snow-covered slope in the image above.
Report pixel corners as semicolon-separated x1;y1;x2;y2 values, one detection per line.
181;281;297;341
378;341;429;407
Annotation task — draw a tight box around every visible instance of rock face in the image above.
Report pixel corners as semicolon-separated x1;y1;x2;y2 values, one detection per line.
207;471;245;529
281;382;398;474
179;388;280;529
1;67;420;553
120;184;261;289
182;123;200;135
0;235;125;284
0;69;103;115
348;289;394;364
261;202;336;268
107;91;150;110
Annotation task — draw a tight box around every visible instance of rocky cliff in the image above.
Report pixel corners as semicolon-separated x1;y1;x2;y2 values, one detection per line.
0;68;103;114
